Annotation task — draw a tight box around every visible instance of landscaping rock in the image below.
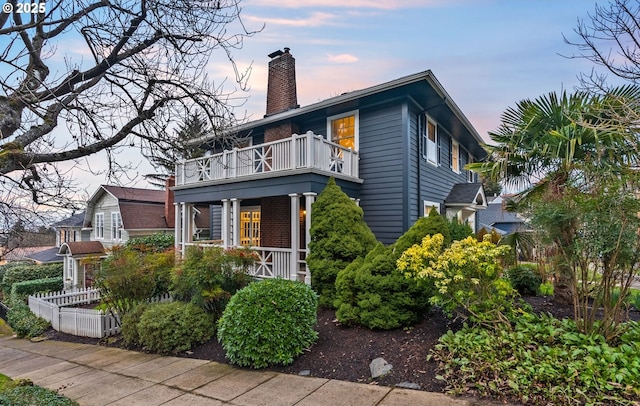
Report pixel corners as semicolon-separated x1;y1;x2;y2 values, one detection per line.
299;370;311;376
370;357;392;378
396;381;421;390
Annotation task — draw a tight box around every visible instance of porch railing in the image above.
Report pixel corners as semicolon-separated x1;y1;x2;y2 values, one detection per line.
175;131;359;186
182;243;308;283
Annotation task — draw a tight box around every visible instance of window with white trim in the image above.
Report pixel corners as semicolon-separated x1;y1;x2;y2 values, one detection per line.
95;213;104;239
327;110;359;150
419;115;438;164
111;212;122;241
467;152;475;182
451;140;460;173
423;200;441;216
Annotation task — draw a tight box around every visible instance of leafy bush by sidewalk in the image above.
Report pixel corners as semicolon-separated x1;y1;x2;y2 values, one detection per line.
0;373;77;406
431;313;640;405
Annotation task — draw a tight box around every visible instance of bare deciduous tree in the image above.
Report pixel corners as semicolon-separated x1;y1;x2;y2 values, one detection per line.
565;0;640;87
0;0;257;239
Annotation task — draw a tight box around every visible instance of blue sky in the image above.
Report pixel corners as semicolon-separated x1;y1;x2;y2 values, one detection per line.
3;0;613;197
227;0;604;140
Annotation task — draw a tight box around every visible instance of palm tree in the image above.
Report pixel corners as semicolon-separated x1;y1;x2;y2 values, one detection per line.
469;85;640;304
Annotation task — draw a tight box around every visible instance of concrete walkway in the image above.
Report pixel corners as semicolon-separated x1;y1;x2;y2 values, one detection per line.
0;336;478;406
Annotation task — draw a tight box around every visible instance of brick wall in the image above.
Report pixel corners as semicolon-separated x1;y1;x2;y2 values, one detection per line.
264;122;300;143
266;48;298;116
260;196;291;248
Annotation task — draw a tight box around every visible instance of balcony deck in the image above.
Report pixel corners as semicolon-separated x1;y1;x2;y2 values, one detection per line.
175;131;360;187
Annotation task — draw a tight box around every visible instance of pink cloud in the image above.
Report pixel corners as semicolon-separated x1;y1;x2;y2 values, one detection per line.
326;53;359;63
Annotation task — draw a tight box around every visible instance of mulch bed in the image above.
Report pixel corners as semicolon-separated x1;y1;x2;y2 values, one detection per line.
43;296;639;396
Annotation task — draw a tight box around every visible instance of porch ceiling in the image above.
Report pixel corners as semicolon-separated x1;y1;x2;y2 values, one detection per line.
173;172;361;203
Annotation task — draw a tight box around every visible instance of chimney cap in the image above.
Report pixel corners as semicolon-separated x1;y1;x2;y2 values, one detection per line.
268;49;284;59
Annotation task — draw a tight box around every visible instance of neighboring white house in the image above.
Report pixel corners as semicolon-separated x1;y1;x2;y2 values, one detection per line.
57;181;208;290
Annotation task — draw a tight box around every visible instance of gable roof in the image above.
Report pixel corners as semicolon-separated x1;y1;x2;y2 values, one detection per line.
52;212;85;228
2;246;61;264
102;185;165;203
120;202;170;230
58;241;105;256
25;247;62;263
445;183;487;207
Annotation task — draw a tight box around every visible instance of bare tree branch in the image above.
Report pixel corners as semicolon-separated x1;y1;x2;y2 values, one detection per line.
0;0;259;238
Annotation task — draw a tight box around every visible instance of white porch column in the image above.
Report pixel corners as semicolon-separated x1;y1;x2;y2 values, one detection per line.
72;259;79;289
231;198;241;247
180;202;188;254
221;199;231;249
289;193;300;282
174;203;181;256
303;192;316;285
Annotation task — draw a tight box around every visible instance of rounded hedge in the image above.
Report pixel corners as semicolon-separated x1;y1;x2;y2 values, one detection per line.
135;301;215;354
217;278;319;368
507;264;541;296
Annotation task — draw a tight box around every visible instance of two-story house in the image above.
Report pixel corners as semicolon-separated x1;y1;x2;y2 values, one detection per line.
57;182;208;289
173;48;488;284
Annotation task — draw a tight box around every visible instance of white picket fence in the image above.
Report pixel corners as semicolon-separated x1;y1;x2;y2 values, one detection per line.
28;288;171;339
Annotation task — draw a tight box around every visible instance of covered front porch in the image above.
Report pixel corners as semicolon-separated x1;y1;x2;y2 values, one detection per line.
175;193;317;284
173;173;363;284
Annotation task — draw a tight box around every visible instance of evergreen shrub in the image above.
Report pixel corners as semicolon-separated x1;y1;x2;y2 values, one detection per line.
307;178;377;307
507;264;542;296
10;277;63;298
448;217;474;242
333;210;450;330
217;278;318;368
135;301;214;354
6;295;50;338
2;263;62;295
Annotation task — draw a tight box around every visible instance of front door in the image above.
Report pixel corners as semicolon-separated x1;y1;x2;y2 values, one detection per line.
240;207;261;246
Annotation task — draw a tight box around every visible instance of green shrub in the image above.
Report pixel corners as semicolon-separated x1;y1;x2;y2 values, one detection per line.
432;314;640;405
0;383;78;405
448;217;473;242
307;178;377;308
10;277;63;298
332;211;451;330
96;246;174;315
393;208;451;254
126;233;175;253
539;281;554;296
399;234;514;327
135;301;214;354
2;263;62;295
506;264;542;296
120;302;149;347
171;246;255;317
217;279;318;368
6;295;50;338
334;243;431;329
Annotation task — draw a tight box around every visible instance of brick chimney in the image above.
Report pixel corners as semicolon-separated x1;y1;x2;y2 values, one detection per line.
165;176;175;228
266;47;298;116
264;48;300;143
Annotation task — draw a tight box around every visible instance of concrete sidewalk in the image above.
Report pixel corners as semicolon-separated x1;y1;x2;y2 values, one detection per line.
0;336;477;406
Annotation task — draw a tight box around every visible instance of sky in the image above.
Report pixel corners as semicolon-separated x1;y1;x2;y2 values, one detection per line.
228;0;604;138
4;0;620;203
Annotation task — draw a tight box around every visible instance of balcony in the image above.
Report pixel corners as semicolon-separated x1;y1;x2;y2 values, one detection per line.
175;131;360;187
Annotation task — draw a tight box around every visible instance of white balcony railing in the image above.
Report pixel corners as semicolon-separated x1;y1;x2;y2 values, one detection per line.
175;131;359;186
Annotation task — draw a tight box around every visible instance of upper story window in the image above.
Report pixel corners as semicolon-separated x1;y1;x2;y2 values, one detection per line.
451;140;460;173
327;110;359;150
95;213;104;239
419;114;438;164
467;152;475;183
111;212;123;241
